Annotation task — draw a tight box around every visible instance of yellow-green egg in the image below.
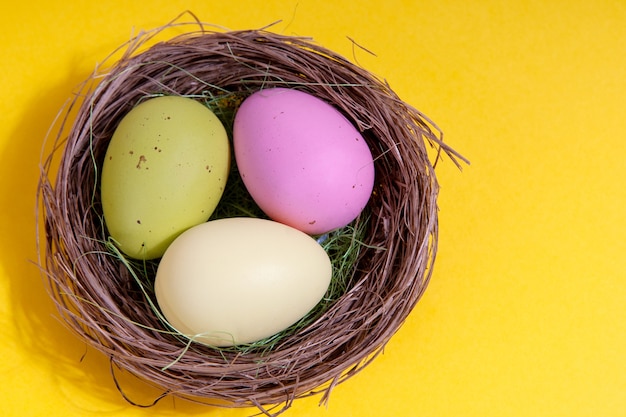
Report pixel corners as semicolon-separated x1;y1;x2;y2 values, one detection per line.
101;96;230;260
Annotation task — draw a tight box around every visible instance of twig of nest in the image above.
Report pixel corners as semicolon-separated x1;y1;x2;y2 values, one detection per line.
37;15;465;417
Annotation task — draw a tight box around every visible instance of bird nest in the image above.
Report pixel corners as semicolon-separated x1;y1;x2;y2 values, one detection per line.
37;16;464;417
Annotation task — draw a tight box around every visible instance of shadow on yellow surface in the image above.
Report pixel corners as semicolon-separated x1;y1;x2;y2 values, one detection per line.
0;68;243;415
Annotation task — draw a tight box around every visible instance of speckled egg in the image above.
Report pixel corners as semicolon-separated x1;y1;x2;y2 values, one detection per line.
101;96;230;260
233;88;375;235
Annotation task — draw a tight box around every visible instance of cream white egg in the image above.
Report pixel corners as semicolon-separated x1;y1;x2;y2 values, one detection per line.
154;217;332;347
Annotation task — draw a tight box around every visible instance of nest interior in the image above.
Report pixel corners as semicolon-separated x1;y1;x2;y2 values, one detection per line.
38;21;463;416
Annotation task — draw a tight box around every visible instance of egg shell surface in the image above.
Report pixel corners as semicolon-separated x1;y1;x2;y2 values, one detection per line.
233;88;375;235
101;96;230;260
154;217;332;347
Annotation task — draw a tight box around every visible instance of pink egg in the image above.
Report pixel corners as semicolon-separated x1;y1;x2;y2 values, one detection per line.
233;88;375;235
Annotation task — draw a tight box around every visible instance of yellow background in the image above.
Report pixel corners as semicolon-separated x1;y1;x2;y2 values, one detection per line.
1;1;625;416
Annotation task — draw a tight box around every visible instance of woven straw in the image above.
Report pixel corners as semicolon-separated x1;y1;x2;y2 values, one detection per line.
38;18;464;416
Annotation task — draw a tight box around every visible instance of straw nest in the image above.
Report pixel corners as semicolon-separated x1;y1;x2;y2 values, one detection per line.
38;17;464;416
